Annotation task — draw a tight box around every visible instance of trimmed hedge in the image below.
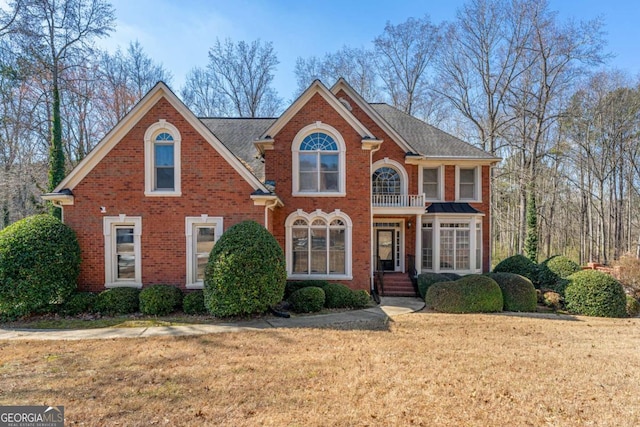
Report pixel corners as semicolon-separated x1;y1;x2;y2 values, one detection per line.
627;296;640;317
139;285;183;316
204;220;286;317
289;287;325;313
58;292;97;316
0;214;81;318
425;275;503;313
440;273;462;281
351;290;371;309
538;256;581;295
323;283;356;309
417;273;450;299
565;270;627;318
493;254;538;285
486;272;537;312
95;287;140;315
284;280;329;299
183;291;207;315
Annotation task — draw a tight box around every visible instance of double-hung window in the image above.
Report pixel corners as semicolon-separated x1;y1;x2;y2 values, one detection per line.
154;132;175;190
144;120;181;196
457;166;480;201
422;167;442;200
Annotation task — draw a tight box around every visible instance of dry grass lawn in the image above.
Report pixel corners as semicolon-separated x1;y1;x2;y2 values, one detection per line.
1;311;639;426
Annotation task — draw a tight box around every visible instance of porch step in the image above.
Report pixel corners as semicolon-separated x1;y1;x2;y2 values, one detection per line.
380;273;417;297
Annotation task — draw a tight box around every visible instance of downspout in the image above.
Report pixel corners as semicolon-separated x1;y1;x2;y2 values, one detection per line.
263;200;278;231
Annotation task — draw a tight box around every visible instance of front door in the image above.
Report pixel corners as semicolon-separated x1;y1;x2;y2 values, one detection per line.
377;229;395;271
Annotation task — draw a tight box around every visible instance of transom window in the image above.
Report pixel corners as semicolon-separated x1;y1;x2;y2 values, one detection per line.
372;167;401;195
298;132;339;192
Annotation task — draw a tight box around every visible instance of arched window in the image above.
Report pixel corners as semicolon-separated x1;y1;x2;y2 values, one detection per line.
372;166;401;195
287;210;352;278
292;123;346;196
144;120;181;196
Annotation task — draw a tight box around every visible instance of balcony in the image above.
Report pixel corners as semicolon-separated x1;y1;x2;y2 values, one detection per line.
372;193;426;214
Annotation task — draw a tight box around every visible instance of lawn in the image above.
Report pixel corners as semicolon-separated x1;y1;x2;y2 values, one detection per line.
1;311;639;426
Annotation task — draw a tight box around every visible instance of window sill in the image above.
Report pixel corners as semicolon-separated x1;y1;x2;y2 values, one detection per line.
145;191;182;197
292;192;346;198
456;198;482;204
186;283;204;290
288;274;353;280
105;282;142;289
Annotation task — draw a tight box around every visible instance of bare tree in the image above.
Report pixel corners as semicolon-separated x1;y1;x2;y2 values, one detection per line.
374;15;442;117
180;66;230;117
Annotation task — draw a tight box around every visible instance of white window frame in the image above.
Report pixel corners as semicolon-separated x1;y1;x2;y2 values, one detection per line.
372;158;408;196
144;119;182;197
419;165;444;201
103;215;142;288
291;122;346;197
185;216;224;289
455;165;481;202
420;215;483;274
285;209;352;280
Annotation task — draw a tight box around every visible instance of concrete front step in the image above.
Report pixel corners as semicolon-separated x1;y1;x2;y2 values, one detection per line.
380;273;417;296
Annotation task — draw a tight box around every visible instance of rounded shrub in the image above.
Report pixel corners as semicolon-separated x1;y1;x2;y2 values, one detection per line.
626;296;640;317
351;290;371;309
58;292;97;316
538;255;581;294
183;290;207;315
440;273;462;281
417;273;450;299
284;280;329;299
94;287;140;315
486;272;537;312
425;275;503;313
139;285;183;316
0;214;81;318
288;287;325;313
493;254;538;285
204;220;286;317
323;283;355;309
564;270;627;318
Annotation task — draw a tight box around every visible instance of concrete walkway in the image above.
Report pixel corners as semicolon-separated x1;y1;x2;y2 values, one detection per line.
0;297;425;341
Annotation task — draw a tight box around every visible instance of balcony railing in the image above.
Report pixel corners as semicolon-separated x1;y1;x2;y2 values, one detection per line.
372;193;425;207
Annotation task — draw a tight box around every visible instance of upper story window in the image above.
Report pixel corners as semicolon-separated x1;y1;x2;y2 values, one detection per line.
144;120;181;197
422;166;442;200
372;167;401;195
292;123;346;197
456;166;481;202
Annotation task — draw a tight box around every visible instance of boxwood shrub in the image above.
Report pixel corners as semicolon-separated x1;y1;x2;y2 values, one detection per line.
139;285;183;316
323;283;355;309
58;292;97;316
351;290;371;309
0;214;81;318
486;272;537;312
493;254;538;285
564;270;627;318
94;287;140;315
538;255;581;295
425;275;503;313
626;296;640;317
183;290;207;315
284;280;329;299
417;273;450;299
204;220;286;317
288;287;325;313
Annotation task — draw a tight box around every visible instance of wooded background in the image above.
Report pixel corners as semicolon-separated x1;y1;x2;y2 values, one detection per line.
1;0;637;266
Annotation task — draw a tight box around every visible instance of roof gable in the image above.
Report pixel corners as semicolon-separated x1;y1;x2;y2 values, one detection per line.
257;80;376;142
53;82;271;193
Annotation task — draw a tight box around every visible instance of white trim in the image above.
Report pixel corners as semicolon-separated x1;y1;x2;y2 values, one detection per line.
455;165;482;203
103;215;142;288
419;165;444;202
53;82;271;195
373;218;405;273
285;209;353;280
144;120;182;196
260;80;375;142
372;158;409;196
185;216;224;289
291;122;346;197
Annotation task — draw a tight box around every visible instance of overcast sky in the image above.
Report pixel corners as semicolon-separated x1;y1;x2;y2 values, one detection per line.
99;0;640;101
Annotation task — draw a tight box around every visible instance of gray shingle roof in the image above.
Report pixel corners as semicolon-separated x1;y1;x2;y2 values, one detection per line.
200;117;276;180
369;103;496;159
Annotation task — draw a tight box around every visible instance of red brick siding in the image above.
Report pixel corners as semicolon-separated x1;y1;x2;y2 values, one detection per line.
265;93;371;291
63;97;264;292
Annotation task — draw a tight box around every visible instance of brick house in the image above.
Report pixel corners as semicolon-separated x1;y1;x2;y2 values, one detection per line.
43;79;499;295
